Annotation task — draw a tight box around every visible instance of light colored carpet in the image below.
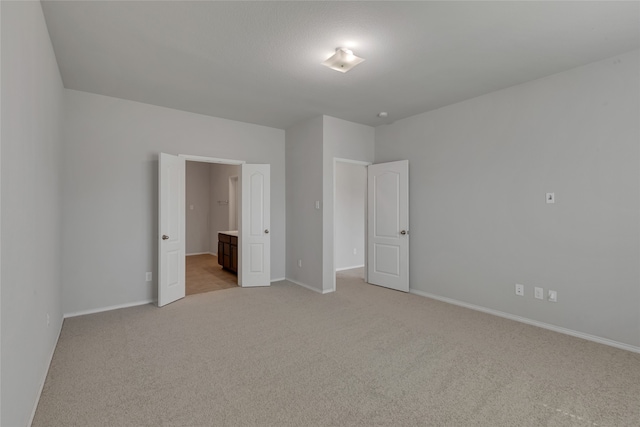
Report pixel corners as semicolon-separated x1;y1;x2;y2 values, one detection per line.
186;254;237;296
33;268;640;426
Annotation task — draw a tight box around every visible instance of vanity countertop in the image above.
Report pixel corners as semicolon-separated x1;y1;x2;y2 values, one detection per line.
218;230;238;237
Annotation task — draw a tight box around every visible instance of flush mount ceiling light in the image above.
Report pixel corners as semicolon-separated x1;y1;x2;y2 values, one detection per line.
321;47;365;73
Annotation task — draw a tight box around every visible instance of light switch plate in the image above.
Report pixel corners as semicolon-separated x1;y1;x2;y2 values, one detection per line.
546;193;555;204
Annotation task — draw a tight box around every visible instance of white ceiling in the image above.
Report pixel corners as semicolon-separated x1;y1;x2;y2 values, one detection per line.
41;1;640;129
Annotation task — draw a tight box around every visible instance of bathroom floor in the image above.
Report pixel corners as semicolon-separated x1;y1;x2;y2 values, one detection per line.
185;254;237;296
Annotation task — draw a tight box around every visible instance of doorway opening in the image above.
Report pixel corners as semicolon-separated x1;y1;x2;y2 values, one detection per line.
160;153;272;306
330;158;410;294
333;159;369;290
185;160;240;296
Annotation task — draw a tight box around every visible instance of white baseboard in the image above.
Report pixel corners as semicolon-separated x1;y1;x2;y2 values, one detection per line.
29;317;63;426
186;252;215;257
64;278;284;318
409;289;640;354
64;299;155;319
285;277;333;294
336;264;365;272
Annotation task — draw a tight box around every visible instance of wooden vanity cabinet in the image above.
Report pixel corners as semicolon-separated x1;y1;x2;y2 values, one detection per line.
218;232;238;273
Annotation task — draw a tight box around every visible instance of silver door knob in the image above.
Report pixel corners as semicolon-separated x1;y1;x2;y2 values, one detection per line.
400;230;407;235
264;229;269;234
162;235;169;240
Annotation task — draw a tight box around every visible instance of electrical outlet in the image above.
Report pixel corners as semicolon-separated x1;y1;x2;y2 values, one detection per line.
145;272;152;282
46;313;50;327
353;248;357;255
515;284;524;296
534;287;544;300
297;259;302;268
548;290;558;302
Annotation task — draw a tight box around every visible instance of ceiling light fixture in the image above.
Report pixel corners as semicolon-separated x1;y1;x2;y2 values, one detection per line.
321;47;365;73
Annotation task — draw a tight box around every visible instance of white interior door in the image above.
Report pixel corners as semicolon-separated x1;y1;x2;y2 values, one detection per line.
239;164;270;287
229;176;239;230
158;153;186;306
367;160;409;292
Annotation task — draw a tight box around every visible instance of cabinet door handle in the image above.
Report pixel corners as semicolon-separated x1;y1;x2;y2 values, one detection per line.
265;229;270;234
400;230;407;235
162;235;169;240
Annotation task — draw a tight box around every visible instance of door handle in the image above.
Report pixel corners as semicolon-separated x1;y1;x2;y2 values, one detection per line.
400;230;407;235
162;235;169;240
264;229;270;234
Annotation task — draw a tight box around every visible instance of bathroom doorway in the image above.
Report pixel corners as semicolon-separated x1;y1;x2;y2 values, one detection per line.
185;161;240;295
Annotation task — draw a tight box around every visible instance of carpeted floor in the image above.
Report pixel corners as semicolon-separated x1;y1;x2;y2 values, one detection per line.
33;269;640;426
186;254;237;295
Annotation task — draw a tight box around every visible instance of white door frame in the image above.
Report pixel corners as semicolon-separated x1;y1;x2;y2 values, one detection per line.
180;154;245;166
331;158;371;292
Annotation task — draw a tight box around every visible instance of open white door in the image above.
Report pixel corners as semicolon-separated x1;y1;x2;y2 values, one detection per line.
239;164;270;287
158;153;186;306
367;160;409;292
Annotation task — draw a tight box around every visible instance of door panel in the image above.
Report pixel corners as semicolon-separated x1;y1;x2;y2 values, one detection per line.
367;160;409;292
249;173;264;234
374;172;400;237
158;153;186;306
239;164;270;287
249;244;264;272
373;244;400;276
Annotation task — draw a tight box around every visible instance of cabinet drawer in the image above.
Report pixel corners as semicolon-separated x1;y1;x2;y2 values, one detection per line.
218;233;231;243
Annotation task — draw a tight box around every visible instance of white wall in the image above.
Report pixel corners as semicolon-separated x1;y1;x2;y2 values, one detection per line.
335;162;366;270
375;50;640;348
285;116;374;292
285;116;324;290
186;161;211;255
1;2;65;425
322;116;374;292
61;90;285;315
209;163;240;253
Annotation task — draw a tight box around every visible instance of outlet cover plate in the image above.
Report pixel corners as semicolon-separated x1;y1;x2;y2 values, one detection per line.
515;284;524;296
548;290;558;302
534;287;544;300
